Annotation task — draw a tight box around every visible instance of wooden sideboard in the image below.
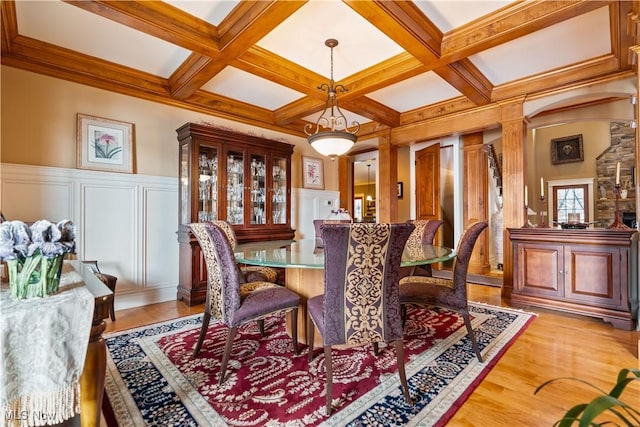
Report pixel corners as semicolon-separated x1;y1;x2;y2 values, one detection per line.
508;228;638;330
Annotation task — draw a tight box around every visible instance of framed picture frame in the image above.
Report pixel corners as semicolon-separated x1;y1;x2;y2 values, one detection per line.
397;182;404;199
302;156;324;190
77;113;134;173
550;134;584;165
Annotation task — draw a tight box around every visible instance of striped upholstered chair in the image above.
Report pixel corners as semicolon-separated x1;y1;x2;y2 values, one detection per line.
189;222;300;385
399;219;444;278
399;220;488;362
307;222;415;415
210;219;281;283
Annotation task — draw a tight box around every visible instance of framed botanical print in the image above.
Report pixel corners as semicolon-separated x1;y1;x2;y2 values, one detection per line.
77;113;134;173
302;156;324;190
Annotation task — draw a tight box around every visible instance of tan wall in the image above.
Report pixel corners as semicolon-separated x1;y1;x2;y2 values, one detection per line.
397;146;411;221
527;121;611;213
1;66;339;190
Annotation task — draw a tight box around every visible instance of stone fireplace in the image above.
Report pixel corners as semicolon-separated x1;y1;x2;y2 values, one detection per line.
595;122;636;227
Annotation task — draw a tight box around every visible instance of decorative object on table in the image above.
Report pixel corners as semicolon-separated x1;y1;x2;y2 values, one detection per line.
104;303;535;426
535;367;640;426
0;220;76;299
621;179;631;199
397;181;404;199
301;155;325;189
609;183;631;230
76;113;134;173
304;39;359;159
550;134;584;164
326;207;351;221
537;178;548;228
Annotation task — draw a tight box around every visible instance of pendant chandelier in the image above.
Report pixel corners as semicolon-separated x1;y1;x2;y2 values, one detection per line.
305;39;359;160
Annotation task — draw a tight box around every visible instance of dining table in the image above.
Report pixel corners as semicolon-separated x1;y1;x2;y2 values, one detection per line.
235;238;456;346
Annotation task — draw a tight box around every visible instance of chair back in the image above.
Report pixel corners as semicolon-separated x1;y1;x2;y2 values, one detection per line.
404;219;443;256
210;220;239;250
189;222;242;324
451;220;488;295
321;222;414;346
313;219;351;247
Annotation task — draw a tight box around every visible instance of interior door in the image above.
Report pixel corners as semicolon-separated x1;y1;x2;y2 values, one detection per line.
416;144;440;221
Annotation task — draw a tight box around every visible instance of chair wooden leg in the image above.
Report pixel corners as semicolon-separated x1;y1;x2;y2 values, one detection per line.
373;342;380;356
460;308;483;363
291;307;299;355
401;304;407;328
109;298;116;321
219;326;237;385
307;312;315;362
324;346;333;416
257;319;265;336
192;312;211;357
394;340;413;406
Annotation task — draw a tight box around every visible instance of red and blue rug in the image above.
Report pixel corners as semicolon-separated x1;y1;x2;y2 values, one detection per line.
104;302;535;426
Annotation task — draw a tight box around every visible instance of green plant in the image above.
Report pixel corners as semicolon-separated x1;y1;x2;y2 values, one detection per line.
535;368;640;426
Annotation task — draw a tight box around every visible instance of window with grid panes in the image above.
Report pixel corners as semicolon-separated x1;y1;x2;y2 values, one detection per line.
553;184;589;223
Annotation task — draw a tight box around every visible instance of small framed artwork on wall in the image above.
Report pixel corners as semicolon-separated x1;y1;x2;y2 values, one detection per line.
77;113;134;173
551;134;584;165
302;156;324;190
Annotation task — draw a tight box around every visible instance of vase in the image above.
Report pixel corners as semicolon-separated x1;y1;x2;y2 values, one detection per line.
7;254;64;299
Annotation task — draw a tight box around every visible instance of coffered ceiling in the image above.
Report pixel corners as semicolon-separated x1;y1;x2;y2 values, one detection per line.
1;1;637;152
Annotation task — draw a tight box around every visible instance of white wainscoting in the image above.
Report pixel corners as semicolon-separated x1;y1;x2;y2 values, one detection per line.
1;164;342;311
1;163;178;310
291;188;340;241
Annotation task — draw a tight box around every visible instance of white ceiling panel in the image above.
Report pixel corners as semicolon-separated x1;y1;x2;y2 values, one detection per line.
201;67;305;110
367;72;463;112
413;0;512;32
15;1;191;78
165;0;240;25
257;1;404;80
470;7;611;85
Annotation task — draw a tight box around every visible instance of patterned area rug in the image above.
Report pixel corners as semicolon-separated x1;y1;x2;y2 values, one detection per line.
104;302;535;426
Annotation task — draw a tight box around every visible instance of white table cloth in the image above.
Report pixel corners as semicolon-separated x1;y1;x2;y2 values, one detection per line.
1;267;94;426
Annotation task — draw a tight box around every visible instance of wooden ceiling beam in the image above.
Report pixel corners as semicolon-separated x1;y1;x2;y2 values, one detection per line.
0;0;18;54
64;0;221;56
168;1;304;100
441;0;614;62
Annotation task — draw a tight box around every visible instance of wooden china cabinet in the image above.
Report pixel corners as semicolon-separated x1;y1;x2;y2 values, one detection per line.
176;123;295;305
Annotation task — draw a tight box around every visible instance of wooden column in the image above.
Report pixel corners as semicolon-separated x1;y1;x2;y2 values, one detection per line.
463;133;490;274
377;132;398;222
337;155;350;210
498;98;527;298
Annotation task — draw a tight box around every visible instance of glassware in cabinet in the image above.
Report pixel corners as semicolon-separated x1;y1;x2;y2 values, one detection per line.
272;155;288;225
226;149;244;225
250;154;267;225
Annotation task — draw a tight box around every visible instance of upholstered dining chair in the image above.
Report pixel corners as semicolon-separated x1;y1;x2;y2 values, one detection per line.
312;218;351;247
210;219;280;283
307;222;415;415
399;220;488;362
400;219;444;278
82;260;117;321
189;222;301;385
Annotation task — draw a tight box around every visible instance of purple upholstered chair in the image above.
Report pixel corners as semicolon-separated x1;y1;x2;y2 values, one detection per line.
307;222;415;415
399;219;444;278
210;219;280;283
189;222;301;385
399;220;488;362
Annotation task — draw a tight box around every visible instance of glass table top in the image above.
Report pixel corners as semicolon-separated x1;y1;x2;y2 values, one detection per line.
235;239;455;269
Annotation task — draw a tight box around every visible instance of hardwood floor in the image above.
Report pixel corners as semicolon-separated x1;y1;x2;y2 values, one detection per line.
104;284;639;426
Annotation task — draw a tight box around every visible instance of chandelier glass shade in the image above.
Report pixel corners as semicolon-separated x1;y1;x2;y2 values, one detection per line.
305;39;359;159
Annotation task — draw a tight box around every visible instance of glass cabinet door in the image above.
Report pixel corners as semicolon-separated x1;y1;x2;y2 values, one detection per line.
198;146;218;222
250;154;266;225
226;149;245;225
179;143;190;225
272;155;288;225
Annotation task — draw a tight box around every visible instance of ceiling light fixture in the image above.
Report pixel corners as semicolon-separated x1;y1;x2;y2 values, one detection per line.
305;39;359;160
